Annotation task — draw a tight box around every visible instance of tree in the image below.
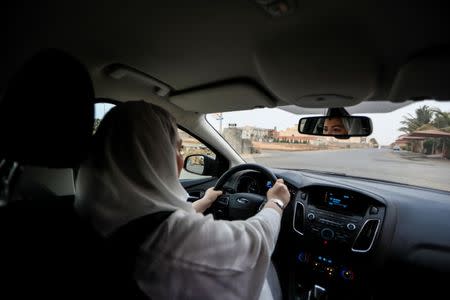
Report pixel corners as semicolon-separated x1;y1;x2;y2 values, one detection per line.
430;109;450;158
369;138;379;147
432;108;450;132
399;105;434;134
399;107;450;157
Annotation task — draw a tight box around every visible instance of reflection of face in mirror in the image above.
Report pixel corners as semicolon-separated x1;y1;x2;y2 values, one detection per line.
323;117;349;135
299;116;372;136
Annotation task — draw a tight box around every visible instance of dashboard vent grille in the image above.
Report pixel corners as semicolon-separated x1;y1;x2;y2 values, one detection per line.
293;201;305;235
352;219;380;252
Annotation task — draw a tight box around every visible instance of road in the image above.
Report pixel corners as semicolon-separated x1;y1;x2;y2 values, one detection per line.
246;148;450;192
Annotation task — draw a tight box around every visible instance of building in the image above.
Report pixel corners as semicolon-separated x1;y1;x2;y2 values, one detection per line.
240;126;275;142
274;125;318;143
222;127;254;154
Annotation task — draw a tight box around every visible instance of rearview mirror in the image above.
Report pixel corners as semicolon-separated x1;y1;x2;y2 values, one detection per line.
298;116;372;138
184;154;218;176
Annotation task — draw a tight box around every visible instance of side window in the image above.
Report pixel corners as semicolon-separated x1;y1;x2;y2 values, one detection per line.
178;129;216;180
94;103;115;133
94;105;215;180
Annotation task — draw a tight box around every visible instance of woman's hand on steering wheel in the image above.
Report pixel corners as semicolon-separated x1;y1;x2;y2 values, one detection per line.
264;179;291;215
192;188;223;214
209;163;283;220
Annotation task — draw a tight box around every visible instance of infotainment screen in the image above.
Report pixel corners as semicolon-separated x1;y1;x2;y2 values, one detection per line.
309;189;367;215
325;191;351;211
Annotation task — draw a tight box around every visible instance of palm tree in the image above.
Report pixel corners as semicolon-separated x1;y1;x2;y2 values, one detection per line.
430;108;450;158
432;108;450;132
398;106;450;157
399;105;434;134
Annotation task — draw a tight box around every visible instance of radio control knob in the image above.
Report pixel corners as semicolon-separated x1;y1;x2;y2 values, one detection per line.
307;213;316;221
340;268;355;281
346;223;356;231
321;228;335;240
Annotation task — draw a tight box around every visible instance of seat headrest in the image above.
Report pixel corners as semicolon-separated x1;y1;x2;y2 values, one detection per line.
0;49;94;168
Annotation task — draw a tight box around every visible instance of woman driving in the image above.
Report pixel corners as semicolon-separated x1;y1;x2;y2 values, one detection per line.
75;101;290;299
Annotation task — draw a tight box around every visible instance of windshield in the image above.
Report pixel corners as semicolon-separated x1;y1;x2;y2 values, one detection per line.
206;100;450;192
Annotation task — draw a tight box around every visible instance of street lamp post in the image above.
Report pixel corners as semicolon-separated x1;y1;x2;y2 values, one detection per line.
214;113;224;133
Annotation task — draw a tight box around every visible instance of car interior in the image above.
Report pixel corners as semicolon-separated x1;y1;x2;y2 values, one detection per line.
2;1;450;299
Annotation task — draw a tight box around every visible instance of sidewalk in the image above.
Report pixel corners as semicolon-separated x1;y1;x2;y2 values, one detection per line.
425;154;448;160
398;151;426;159
397;151;448;160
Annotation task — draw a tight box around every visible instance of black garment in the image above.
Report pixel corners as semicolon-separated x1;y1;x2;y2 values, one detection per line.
0;195;172;299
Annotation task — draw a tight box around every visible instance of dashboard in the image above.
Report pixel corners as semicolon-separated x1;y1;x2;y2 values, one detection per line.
289;185;385;299
231;170;298;200
226;168;450;300
293;186;384;253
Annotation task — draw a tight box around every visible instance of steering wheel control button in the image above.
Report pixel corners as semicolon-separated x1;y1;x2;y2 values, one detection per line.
320;228;335;240
217;196;229;206
346;223;356;231
307;213;316;221
215;209;225;219
369;206;379;215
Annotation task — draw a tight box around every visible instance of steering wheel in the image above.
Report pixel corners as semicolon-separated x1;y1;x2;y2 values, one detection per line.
210;163;278;220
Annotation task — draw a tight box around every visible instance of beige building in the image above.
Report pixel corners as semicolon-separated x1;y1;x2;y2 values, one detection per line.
275;125;368;145
274;126;318;143
240;126;275;142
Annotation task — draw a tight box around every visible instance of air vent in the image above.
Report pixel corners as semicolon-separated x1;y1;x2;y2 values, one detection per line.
352;219;380;252
293;201;305;235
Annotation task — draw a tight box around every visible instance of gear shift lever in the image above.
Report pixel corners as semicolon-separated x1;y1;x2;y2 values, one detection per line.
307;284;327;300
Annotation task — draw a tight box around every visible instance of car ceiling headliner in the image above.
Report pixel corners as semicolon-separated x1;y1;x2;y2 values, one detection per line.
3;0;450;112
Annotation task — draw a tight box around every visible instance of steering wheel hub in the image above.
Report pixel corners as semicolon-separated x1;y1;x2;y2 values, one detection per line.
210;163;277;220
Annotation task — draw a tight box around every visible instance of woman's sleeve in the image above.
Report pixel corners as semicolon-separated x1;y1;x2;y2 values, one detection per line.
146;207;282;273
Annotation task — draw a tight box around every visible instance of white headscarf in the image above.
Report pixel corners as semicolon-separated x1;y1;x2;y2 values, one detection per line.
341;117;351;134
75;101;194;236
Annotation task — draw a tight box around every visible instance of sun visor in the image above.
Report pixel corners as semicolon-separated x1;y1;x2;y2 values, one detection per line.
254;27;377;108
389;53;450;101
170;83;276;113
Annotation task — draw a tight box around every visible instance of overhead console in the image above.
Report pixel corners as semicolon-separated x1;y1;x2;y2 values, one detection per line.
294;186;385;252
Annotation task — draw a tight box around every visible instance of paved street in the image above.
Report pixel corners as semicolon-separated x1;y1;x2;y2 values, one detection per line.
246;148;450;192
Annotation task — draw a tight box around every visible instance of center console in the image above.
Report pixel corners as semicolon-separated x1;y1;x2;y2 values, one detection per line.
290;186;385;299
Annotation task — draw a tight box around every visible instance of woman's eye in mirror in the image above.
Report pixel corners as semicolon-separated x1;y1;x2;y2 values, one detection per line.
332;126;346;134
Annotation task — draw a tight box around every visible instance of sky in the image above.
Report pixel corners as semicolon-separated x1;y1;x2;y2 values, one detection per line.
206;100;450;145
95;103;115;119
95;101;450;146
